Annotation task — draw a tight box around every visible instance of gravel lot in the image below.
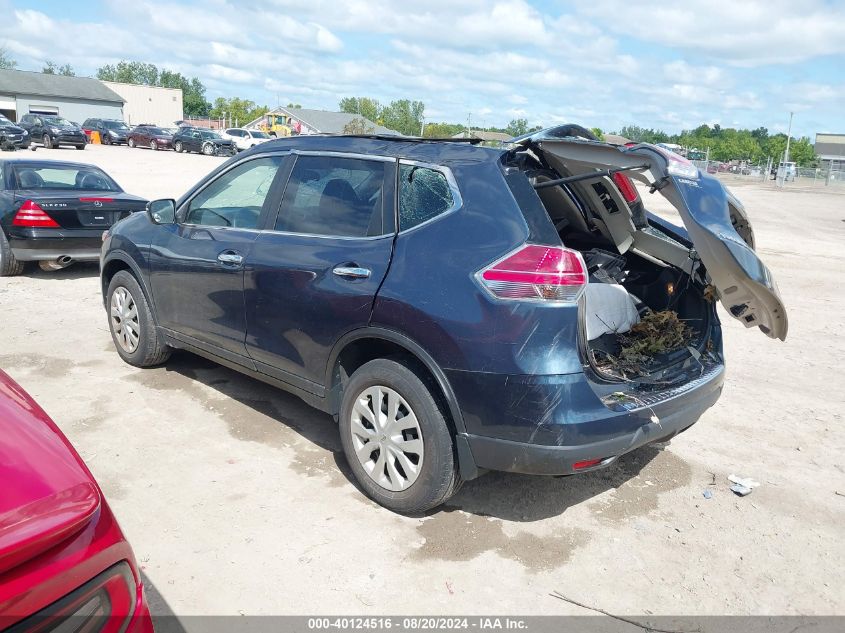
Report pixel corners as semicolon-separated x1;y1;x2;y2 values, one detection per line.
1;144;843;619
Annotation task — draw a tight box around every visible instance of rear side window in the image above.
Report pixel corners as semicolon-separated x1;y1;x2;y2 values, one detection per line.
274;155;386;238
184;156;284;229
398;164;454;231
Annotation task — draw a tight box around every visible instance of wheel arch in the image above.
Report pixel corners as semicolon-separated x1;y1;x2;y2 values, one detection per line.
101;252;157;319
326;328;467;436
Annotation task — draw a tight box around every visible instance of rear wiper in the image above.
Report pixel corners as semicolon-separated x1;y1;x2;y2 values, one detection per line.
533;164;650;190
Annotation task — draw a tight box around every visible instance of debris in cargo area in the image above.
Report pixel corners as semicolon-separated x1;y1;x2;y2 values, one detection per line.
703;284;718;303
592;309;697;379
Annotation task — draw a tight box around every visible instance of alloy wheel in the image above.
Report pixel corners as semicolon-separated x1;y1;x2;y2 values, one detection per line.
150;140;157;151
350;386;424;491
175;141;182;153
110;286;140;353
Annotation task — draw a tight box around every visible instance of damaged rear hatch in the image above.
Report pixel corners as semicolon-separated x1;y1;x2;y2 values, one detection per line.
515;132;788;341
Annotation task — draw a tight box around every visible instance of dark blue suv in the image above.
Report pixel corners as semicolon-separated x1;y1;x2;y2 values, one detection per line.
101;128;787;512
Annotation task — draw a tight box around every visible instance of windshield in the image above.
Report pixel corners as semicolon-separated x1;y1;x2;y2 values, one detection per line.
250;131;270;139
104;121;129;130
44;116;74;127
0;116;15;127
13;165;120;191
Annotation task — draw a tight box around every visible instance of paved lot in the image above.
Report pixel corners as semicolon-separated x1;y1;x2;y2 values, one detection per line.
1;144;843;618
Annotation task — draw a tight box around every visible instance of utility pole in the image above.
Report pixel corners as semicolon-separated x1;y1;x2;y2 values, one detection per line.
779;111;794;186
467;113;472;137
420;115;425;137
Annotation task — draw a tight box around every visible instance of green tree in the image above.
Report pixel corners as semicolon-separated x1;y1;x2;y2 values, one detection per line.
590;127;605;141
0;47;16;70
209;97;268;126
286;102;302;109
422;122;465;138
380;99;425;136
97;60;159;85
42;61;75;76
342;118;376;135
506;118;529;137
338;97;381;124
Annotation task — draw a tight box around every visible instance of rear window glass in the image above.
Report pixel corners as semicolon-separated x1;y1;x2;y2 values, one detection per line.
398;165;454;231
13;166;119;191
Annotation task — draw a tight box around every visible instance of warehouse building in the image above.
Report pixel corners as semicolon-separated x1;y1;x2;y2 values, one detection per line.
0;69;124;122
814;133;845;171
101;81;183;127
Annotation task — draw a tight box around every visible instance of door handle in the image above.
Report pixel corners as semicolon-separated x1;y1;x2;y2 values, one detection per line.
217;251;243;266
332;266;371;279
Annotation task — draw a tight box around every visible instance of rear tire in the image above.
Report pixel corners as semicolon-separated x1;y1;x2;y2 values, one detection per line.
128;137;135;148
149;140;157;151
106;271;171;367
75;144;85;150
0;230;25;276
174;140;183;153
338;358;460;514
42;134;53;149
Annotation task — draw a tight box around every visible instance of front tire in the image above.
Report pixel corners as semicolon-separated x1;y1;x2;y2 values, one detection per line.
42;134;53;149
106;271;171;367
128;137;135;148
75;144;85;150
338;358;460;513
202;142;214;156
149;139;158;151
0;230;25;276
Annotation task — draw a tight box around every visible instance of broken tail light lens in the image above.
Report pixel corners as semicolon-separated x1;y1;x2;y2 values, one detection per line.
652;145;699;179
7;561;137;633
478;244;587;302
13;200;60;228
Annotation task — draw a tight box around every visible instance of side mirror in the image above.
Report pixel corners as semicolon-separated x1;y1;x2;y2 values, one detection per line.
146;199;176;225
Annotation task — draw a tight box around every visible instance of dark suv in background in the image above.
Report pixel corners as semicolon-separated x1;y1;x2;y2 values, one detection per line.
100;129;787;513
18;114;87;150
172;127;235;155
82;118;131;145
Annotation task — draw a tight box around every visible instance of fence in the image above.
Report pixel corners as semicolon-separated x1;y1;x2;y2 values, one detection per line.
690;160;845;189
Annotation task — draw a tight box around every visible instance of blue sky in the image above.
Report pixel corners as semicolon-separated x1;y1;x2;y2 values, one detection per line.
2;0;843;138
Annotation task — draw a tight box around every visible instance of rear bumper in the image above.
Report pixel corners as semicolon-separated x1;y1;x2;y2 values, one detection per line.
8;230;103;261
448;363;724;477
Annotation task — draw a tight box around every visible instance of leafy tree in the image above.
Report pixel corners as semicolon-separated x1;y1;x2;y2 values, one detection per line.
0;47;17;70
208;97;268;126
42;61;74;76
422;122;465;138
590;127;605;141
506;118;529;137
97;60;159;85
380;99;425;136
342;118;376;135
286;103;302;109
338;97;381;124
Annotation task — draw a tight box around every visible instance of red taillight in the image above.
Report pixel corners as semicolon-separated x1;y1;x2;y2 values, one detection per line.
478;244;586;302
12;200;60;227
612;172;640;205
573;458;604;470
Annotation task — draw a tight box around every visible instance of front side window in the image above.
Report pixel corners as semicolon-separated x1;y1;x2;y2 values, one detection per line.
398;164;454;231
184;156;284;229
274;155;386;238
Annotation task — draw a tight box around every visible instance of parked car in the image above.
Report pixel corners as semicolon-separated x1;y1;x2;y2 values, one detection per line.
221;127;273;152
18;114;87;150
0;159;147;276
172;128;235;156
0;369;153;632
127;125;173;151
82;118;131;145
0;115;29;150
100;129;787;513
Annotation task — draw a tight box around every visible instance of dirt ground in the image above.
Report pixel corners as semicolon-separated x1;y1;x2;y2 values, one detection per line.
1;144;843;618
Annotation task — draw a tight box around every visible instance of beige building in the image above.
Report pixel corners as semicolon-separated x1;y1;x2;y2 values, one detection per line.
101;81;183;127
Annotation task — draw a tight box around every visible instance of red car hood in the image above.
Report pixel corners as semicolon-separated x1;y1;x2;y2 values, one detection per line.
0;370;100;574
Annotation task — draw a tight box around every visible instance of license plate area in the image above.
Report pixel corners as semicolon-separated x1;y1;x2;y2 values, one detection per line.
77;210;123;227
